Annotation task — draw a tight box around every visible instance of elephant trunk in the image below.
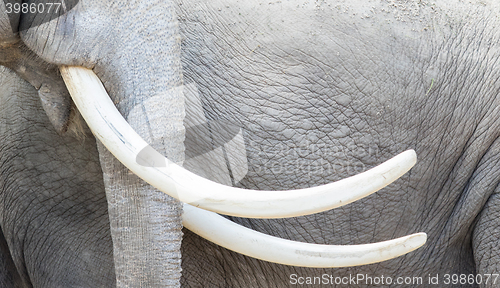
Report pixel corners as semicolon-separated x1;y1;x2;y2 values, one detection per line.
94;3;185;287
97;140;184;287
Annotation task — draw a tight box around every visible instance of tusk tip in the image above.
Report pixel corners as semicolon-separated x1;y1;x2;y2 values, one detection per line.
400;149;417;167
406;232;427;250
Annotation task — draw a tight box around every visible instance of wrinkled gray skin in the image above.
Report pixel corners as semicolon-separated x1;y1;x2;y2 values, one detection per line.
1;0;500;287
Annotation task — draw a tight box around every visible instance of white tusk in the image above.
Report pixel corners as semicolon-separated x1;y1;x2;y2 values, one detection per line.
182;203;427;267
60;66;417;218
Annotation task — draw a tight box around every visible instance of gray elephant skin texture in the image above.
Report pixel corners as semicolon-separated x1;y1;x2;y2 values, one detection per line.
1;0;500;287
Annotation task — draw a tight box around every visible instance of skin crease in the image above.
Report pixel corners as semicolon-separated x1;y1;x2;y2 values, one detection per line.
0;0;499;287
0;3;71;134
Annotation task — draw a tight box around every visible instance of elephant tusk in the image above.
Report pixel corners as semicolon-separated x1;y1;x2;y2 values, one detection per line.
60;65;417;218
182;203;427;267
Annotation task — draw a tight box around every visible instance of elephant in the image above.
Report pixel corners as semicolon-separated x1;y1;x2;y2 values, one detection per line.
1;0;500;287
